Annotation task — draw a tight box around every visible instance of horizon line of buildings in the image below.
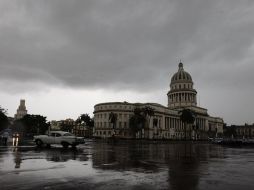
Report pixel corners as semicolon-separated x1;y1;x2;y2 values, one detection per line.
6;62;254;139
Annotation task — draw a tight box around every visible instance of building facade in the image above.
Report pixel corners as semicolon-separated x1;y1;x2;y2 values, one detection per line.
93;63;224;140
234;124;254;138
14;99;28;120
224;124;254;139
50;119;93;137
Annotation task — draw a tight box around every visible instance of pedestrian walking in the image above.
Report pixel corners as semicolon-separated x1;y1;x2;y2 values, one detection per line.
12;133;19;146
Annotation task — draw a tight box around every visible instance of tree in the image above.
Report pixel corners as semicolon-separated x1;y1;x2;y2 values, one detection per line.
59;122;73;132
75;117;82;125
129;108;145;138
18;114;50;135
80;114;94;127
179;109;196;140
142;106;155;138
0;106;9;131
76;114;94;137
129;106;154;139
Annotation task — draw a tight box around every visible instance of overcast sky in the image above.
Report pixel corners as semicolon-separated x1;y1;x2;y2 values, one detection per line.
0;0;254;125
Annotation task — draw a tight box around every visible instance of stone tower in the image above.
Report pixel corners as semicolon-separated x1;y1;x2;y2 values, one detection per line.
14;99;28;120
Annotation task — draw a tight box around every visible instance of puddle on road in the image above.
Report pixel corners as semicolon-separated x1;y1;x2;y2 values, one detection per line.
0;141;254;190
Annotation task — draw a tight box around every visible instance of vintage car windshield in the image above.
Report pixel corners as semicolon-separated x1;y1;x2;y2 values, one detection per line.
63;133;74;136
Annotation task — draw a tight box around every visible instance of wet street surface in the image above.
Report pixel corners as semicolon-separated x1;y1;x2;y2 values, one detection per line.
1;140;254;190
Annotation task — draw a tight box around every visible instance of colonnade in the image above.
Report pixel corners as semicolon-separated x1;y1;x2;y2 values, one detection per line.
168;92;197;106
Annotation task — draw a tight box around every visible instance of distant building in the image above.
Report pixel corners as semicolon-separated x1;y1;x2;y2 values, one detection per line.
72;124;92;137
50;120;61;131
50;119;91;137
52;118;75;132
93;62;224;140
226;124;254;139
61;118;76;127
14;99;27;120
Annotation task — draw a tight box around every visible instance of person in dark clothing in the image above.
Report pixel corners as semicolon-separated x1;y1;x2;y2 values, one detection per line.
2;131;9;145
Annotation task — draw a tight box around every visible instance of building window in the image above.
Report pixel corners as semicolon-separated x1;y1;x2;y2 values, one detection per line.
119;122;122;128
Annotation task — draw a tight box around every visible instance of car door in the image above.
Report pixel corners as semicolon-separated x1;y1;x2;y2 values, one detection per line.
47;132;56;144
54;132;62;144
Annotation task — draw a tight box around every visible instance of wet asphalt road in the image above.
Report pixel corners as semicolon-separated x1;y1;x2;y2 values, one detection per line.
0;140;254;190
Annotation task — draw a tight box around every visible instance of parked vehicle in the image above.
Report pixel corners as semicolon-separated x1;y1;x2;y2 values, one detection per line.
34;131;85;148
209;137;223;144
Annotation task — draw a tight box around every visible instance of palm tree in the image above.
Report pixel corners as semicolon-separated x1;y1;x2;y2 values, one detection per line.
129;108;146;138
142;106;155;138
179;109;195;140
74;117;82;136
129;106;154;139
78;114;94;137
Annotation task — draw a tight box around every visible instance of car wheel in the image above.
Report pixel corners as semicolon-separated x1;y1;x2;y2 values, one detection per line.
36;139;43;147
61;142;69;149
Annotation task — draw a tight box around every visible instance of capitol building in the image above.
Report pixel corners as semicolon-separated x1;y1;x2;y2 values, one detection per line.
93;62;224;140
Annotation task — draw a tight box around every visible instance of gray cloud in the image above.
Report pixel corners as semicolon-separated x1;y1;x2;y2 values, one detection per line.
0;0;254;124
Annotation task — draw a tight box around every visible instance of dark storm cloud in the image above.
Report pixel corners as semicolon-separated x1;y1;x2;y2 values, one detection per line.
0;0;254;92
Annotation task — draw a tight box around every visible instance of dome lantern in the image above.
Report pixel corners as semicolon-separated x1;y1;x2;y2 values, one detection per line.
178;62;183;70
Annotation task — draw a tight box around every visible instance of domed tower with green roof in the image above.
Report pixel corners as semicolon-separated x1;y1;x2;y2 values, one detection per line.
167;62;197;108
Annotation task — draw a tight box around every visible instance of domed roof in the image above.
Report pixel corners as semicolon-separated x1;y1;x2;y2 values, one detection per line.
171;62;192;84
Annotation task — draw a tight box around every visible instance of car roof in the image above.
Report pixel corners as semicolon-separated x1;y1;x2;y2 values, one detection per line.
50;131;70;135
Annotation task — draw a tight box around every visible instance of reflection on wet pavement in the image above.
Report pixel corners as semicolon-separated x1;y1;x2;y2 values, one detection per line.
0;140;254;190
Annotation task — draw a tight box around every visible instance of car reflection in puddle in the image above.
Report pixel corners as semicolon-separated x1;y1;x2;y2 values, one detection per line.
34;146;89;163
